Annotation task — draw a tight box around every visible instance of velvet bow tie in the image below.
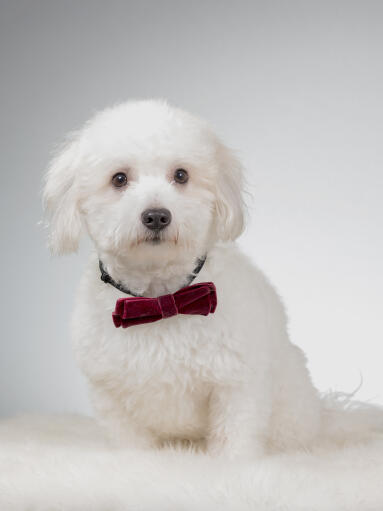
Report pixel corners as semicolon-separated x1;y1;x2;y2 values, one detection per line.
112;282;217;328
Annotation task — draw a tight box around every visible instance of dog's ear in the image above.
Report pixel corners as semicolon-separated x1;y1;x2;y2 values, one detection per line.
43;134;83;255
214;144;246;241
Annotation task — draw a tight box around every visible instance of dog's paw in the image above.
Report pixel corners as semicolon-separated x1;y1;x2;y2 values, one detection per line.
207;435;266;461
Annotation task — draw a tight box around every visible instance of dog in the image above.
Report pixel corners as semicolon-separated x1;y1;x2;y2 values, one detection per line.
44;99;372;459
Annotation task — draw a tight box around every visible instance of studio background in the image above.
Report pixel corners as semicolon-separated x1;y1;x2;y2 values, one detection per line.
1;0;382;416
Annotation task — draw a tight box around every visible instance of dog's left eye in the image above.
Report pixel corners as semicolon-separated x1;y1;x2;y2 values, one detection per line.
112;172;128;188
174;168;189;184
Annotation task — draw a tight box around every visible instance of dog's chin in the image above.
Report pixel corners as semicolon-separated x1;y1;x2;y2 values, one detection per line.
119;233;186;267
147;238;161;245
104;229;205;271
124;230;200;260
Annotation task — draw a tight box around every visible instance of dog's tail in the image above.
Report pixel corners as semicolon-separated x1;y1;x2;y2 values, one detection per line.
320;387;383;445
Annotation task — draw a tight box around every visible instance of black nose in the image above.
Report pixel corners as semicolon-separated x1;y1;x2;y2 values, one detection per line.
141;208;172;231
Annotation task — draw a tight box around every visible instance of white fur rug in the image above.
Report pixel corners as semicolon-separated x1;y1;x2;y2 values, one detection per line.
1;415;383;511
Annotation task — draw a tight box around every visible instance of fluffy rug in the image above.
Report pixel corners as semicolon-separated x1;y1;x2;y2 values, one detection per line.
0;414;382;511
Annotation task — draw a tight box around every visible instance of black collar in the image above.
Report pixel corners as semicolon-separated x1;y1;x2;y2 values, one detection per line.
99;256;207;297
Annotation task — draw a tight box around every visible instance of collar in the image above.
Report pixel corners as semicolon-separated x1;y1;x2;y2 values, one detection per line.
99;255;207;297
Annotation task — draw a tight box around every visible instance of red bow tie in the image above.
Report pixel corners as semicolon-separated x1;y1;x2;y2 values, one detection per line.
112;282;217;328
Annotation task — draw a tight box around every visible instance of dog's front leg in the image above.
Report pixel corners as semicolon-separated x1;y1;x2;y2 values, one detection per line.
207;382;271;460
89;386;158;450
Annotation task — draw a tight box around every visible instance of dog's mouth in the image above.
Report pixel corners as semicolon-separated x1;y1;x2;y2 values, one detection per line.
131;230;180;248
147;233;162;245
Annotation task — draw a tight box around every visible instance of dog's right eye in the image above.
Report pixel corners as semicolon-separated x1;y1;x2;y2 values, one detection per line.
112;172;128;188
174;168;189;184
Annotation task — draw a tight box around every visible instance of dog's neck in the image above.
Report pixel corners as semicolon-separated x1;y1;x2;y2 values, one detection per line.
98;248;208;297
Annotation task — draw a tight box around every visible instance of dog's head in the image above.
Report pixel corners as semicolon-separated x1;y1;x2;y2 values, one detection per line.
44;100;245;265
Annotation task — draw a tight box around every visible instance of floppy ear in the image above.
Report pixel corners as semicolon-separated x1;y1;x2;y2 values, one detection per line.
214;144;246;241
43;134;83;255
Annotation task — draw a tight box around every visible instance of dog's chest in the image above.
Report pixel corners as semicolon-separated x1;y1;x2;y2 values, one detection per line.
75;251;256;394
78;301;244;394
88;316;232;438
111;314;240;386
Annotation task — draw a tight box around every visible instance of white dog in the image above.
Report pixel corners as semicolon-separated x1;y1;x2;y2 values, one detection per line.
43;100;379;459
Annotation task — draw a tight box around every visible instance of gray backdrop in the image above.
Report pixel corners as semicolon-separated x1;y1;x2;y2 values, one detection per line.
1;0;382;417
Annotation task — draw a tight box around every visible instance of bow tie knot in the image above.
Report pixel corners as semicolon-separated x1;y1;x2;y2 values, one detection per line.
157;293;178;318
112;282;217;328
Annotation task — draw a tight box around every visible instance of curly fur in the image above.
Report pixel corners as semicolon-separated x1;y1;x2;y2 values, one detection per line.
43;99;382;459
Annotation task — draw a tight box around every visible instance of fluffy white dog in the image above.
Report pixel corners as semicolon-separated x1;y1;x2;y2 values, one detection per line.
43;100;378;459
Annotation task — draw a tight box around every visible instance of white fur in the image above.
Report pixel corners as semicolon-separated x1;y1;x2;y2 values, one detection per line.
43;99;383;459
1;415;383;510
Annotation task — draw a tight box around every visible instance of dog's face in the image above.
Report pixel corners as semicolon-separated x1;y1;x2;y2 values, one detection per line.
44;100;244;266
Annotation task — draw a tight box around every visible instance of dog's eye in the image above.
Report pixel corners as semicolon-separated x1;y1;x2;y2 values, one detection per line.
174;168;189;184
112;172;128;188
